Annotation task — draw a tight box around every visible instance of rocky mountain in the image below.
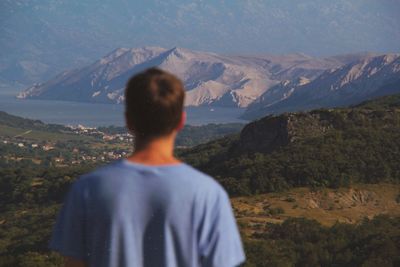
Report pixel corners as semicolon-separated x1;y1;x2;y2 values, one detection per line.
18;47;356;108
243;54;400;119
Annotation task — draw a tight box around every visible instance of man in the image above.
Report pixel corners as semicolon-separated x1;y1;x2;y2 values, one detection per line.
50;68;246;267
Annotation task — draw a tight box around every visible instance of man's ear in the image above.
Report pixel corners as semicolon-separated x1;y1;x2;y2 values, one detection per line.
176;111;186;131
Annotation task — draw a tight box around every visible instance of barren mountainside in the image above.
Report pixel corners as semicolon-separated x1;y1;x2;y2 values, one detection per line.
244;54;400;119
18;47;385;110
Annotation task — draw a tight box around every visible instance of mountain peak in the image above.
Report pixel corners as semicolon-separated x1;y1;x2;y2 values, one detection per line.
18;47;398;112
130;46;167;54
98;48;129;65
163;47;194;61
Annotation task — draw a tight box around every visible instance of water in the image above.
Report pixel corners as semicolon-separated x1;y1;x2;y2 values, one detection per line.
0;93;249;126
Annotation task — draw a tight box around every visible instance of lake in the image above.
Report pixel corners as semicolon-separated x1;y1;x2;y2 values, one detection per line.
0;93;249;127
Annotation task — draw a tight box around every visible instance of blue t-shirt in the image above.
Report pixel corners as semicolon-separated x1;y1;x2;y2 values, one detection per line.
50;159;245;267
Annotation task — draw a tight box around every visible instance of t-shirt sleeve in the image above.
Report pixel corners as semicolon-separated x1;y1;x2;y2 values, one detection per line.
49;180;87;260
198;187;246;267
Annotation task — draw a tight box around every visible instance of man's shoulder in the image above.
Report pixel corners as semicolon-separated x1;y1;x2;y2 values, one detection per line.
178;164;229;200
179;163;223;187
73;160;127;185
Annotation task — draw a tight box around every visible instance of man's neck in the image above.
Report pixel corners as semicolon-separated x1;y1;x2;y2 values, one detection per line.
126;134;181;165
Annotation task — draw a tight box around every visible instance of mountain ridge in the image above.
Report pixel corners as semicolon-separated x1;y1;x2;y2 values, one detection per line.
18;47;385;109
243;53;400;119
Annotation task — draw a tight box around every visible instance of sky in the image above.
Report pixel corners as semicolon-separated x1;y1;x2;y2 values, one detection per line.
0;0;399;86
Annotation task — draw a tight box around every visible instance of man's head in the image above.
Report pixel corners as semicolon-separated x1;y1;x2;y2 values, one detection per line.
125;68;185;142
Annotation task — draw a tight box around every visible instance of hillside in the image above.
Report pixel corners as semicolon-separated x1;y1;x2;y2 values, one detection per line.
234;184;400;233
17;48;400;119
0;111;62;131
1;96;400;266
0;111;83;141
0;110;244;147
17;47;369;107
243;54;400;119
97;123;244;147
2;159;399;267
179;93;400;195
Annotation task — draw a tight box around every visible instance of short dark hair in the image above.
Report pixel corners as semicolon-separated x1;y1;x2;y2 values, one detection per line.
125;68;185;140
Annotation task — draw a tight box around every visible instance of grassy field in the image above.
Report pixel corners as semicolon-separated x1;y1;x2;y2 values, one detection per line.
232;184;400;237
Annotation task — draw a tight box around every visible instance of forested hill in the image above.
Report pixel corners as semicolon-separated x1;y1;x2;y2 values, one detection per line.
355;92;400;109
0;111;45;128
178;93;400;196
0;111;68;132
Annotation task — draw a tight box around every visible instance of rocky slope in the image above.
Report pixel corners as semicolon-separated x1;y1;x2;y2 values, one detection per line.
244;54;400;119
17;47;375;108
16;47;339;107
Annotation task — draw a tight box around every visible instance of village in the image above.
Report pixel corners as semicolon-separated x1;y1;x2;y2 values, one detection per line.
0;125;134;166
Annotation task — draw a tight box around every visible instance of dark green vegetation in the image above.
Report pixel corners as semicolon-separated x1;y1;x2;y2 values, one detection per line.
179;94;400;196
2;161;399;267
0;112;244;266
0;160;96;267
245;215;400;267
99;123;244;147
2;159;400;267
355;91;400;110
0;111;68;133
0;111;92;142
1;94;400;266
176;123;244;147
0;110;243;147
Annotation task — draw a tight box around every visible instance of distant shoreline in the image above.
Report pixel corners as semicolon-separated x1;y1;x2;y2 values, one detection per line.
0;94;248;127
